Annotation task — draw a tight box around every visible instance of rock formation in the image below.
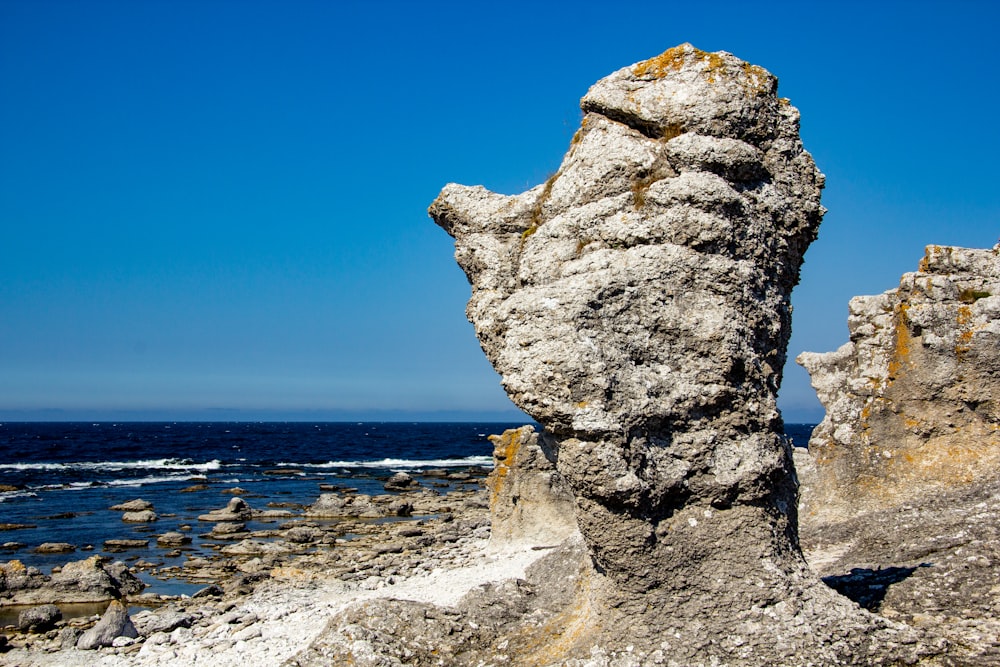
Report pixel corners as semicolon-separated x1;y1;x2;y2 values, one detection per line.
795;244;1000;664
485;426;576;551
0;556;144;606
291;44;935;665
797;244;1000;523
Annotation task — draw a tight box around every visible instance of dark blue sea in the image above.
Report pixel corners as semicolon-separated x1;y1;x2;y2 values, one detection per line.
0;421;816;594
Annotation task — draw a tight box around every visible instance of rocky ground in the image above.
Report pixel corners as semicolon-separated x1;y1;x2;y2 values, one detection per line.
0;472;551;666
796;449;1000;666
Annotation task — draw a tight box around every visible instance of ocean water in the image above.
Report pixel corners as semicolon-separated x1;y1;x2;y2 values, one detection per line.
0;421;817;591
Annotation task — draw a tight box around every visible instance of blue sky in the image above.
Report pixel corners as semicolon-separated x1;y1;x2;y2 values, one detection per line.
1;0;996;422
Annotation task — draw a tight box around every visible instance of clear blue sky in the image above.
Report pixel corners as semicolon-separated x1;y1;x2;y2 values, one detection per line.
1;0;996;422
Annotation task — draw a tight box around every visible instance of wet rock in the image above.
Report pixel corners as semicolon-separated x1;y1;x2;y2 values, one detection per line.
156;532;192;547
103;539;150;552
34;542;75;554
208;522;248;537
76;599;138;650
122;510;158;522
180;484;210;493
0;523;35;531
17;604;61;633
383;472;419;491
198;497;253;522
110;499;153;512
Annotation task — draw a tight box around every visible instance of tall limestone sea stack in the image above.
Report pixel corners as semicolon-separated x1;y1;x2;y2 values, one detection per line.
425;44;923;665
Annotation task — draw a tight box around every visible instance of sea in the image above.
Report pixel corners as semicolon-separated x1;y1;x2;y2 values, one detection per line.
0;421;817;598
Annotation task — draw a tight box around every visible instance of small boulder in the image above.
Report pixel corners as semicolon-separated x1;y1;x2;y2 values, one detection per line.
110;499;153;512
384;472;420;491
17;604;62;633
76;599;138;650
156;532;192;547
208;521;247;537
284;526;323;544
133;609;193;636
122;510;158;523
103;539;149;552
34;542;75;554
197;497;253;522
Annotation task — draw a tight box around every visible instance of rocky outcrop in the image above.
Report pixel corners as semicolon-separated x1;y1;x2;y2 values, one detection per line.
0;556;144;606
797;244;1000;523
75;599;138;649
484;426;576;551
295;44;931;665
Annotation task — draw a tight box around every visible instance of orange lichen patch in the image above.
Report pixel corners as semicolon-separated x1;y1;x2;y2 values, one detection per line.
887;302;913;380
632;45;738;87
633;45;692;78
739;62;770;94
955;304;976;359
575;401;589;409
486;428;526;506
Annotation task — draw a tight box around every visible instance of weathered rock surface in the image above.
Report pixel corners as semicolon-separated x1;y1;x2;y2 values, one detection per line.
426;43;917;663
76;599;138;650
793;243;1000;664
198;497;254;522
17;603;61;633
0;555;144;605
485;426;576;551
797;244;1000;523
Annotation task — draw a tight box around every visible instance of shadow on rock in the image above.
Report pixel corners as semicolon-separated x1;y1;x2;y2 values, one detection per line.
822;564;930;611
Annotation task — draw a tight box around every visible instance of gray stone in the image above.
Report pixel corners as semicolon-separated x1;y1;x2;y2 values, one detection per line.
383;472;419;491
34;542;75;554
76;599;138;650
110;498;153;512
17;603;61;633
485;426;576;551
133;609;193;636
156;531;192;547
198;496;253;522
419;43;927;665
121;509;158;522
103;539;149;551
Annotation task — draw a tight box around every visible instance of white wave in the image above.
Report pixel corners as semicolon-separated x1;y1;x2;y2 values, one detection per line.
0;489;38;502
275;456;494;470
0;459;223;473
103;474;197;488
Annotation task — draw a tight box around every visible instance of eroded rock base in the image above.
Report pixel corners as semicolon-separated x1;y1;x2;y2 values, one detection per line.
288;533;944;667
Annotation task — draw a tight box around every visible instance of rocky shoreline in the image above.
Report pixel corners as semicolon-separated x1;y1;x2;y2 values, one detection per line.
1;467;534;665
